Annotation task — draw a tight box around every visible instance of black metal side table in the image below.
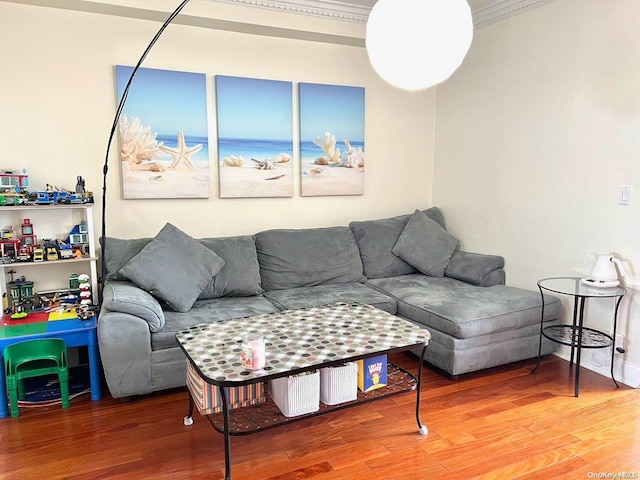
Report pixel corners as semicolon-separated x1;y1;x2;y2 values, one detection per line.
531;276;626;397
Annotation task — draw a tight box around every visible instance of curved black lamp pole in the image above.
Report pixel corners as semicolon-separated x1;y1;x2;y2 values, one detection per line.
100;0;192;293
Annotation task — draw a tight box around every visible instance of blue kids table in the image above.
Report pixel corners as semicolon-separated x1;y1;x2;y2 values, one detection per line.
0;311;101;418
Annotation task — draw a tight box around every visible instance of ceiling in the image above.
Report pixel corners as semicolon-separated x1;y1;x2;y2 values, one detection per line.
208;0;558;27
1;0;558;46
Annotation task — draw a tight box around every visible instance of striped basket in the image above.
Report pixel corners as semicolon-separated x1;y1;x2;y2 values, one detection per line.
186;360;266;415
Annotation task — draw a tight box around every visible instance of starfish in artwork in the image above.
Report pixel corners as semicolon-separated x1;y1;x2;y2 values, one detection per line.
158;130;202;170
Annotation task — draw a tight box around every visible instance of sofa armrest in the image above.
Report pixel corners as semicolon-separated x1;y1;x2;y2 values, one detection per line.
98;311;154;398
445;250;506;287
101;281;165;332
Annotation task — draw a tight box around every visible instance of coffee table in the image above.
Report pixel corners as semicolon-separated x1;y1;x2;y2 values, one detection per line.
176;302;431;480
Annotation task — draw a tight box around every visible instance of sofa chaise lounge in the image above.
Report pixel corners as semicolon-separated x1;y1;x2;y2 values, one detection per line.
98;207;561;398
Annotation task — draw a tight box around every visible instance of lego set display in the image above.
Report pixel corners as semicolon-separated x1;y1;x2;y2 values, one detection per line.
0;218;90;264
0;170;93;264
0;170;93;206
2;271;95;320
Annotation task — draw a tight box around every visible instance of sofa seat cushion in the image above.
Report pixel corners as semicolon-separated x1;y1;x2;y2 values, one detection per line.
411;323;558;376
263;283;397;314
255;226;365;291
368;274;561;339
151;296;279;351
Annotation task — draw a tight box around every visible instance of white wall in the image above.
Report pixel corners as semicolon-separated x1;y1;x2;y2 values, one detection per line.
1;1;435;241
434;0;640;385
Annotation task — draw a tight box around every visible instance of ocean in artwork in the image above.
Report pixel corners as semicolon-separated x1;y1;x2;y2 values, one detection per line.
218;138;292;163
217;137;294;198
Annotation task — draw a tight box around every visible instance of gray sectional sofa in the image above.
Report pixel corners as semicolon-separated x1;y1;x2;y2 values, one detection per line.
98;208;561;399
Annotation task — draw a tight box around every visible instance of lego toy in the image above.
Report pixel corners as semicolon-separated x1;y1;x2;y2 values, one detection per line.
0;169;29;206
0;227;19;261
78;273;92;305
5;271;36;314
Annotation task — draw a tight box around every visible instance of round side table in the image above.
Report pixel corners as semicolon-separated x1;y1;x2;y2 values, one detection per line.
531;276;626;397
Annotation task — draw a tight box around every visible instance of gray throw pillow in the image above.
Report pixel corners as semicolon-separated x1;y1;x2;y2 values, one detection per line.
119;223;225;312
392;210;459;277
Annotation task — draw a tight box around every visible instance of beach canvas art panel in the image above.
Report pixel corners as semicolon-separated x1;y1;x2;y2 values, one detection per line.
115;66;210;199
299;83;365;196
216;75;293;198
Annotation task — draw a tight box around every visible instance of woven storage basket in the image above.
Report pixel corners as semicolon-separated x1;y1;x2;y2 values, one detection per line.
320;362;358;405
269;371;320;417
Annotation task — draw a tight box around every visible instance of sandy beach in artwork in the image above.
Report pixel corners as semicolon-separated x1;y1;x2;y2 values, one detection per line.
219;164;293;198
301;163;364;196
122;166;210;199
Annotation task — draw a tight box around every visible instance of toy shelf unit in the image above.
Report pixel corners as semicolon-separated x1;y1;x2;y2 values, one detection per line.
0;204;98;309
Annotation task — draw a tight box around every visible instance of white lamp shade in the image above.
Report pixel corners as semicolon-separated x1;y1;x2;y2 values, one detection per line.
366;0;473;91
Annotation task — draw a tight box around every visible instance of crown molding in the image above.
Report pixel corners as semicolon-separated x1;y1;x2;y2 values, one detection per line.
201;0;559;27
471;0;558;27
200;0;370;23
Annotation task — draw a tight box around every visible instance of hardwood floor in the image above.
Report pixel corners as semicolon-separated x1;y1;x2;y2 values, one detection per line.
1;354;638;480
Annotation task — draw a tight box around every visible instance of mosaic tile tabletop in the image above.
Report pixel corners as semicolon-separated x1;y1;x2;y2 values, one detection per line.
176;302;431;385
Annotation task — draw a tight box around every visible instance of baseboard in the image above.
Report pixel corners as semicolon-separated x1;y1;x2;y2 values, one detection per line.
552;350;640;389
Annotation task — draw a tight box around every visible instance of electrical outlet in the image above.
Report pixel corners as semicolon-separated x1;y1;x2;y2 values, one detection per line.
615;332;625;350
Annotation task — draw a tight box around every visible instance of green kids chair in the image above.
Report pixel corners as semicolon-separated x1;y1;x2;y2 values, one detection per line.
3;338;70;418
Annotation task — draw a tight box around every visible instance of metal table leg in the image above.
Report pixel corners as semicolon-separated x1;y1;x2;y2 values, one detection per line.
220;387;232;480
574;297;586;397
570;296;579;366
610;296;623;389
184;394;194;426
416;345;428;435
531;285;546;374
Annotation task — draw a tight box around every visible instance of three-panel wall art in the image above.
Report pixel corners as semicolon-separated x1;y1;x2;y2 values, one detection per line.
115;66;365;199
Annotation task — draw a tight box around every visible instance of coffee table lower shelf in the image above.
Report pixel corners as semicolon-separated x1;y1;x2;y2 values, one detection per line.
203;362;417;436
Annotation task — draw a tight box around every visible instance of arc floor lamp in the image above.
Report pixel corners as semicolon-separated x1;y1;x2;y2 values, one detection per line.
100;0;192;290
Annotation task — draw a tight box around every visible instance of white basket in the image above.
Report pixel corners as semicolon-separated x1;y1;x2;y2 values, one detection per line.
269;371;320;417
320;362;358;405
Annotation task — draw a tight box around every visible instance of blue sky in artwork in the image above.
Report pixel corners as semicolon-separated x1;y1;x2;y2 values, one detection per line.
216;75;293;141
116;66;208;137
299;83;365;143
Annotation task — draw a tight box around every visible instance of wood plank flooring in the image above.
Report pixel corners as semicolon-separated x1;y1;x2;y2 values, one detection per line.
1;354;638;479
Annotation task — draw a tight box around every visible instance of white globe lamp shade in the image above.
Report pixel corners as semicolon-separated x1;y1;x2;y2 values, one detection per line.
366;0;474;91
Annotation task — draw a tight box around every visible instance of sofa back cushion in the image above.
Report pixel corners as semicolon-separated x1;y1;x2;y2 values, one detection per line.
349;207;446;279
255;226;365;291
199;236;263;298
102;235;262;299
101;237;152;283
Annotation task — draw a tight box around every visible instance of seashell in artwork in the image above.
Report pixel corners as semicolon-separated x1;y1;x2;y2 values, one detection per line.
274;153;291;163
223;155;245;167
339;139;365;168
118;115;166;174
306;167;323;176
313;131;342;163
314;157;329;165
265;174;285;181
252;158;277;170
